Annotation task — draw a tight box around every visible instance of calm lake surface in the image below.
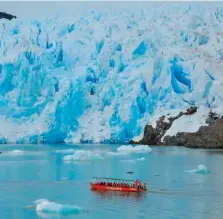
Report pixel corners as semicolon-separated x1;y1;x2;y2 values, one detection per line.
0;144;223;219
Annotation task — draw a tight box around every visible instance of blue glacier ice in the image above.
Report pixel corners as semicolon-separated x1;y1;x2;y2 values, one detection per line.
0;3;223;143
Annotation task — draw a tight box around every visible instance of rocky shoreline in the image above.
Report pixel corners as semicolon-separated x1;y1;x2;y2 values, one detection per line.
130;107;223;148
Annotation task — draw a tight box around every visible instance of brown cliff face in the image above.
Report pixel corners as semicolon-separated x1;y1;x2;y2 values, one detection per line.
130;107;223;148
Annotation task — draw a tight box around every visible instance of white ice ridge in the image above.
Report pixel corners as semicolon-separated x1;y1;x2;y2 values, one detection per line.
35;199;87;215
0;3;223;144
63;150;103;161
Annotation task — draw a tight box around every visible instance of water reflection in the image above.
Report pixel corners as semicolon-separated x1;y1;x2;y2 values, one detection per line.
202;150;223;155
91;190;146;201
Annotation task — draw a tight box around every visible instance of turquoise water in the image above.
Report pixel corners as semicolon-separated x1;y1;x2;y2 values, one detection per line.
0;144;223;219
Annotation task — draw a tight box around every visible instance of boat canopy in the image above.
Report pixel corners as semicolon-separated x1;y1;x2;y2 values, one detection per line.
92;177;137;182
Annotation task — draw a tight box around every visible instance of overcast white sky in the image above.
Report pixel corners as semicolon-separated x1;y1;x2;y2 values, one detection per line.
0;1;222;19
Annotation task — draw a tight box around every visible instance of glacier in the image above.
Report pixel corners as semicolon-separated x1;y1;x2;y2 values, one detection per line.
0;3;223;144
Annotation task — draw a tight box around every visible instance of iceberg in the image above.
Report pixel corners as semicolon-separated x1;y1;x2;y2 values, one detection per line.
0;3;222;144
185;164;210;175
107;145;151;156
117;145;152;153
35;199;87;215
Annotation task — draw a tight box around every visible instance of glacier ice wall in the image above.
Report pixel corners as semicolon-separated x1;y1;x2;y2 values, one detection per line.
0;3;223;143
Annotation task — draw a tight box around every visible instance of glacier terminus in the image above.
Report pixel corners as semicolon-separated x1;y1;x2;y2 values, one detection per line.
0;3;223;144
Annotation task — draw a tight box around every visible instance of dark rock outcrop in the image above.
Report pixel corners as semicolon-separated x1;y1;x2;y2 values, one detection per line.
0;12;16;20
130;107;223;148
165;115;223;148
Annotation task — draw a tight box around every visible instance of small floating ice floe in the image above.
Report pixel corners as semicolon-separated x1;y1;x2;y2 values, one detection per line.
34;199;87;215
63;150;103;162
120;157;146;163
120;159;136;163
107;145;151;157
55;149;76;154
107;151;129;156
1;150;43;156
137;157;146;161
4;150;24;156
117;145;152;154
185;165;210;175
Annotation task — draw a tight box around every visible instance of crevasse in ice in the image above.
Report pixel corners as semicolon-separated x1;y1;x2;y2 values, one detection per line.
0;3;222;143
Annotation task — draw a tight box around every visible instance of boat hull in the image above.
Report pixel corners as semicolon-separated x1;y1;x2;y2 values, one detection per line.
90;184;146;192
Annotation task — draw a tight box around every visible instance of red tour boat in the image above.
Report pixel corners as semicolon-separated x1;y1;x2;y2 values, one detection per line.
90;177;147;192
